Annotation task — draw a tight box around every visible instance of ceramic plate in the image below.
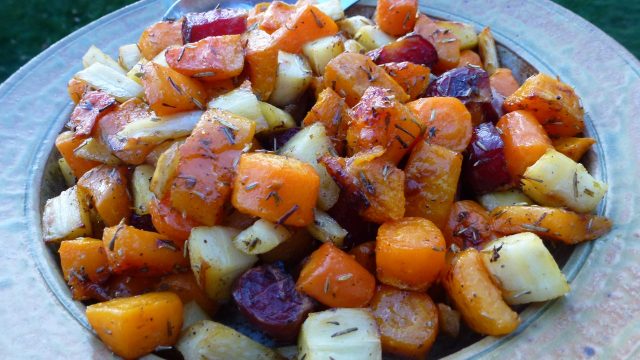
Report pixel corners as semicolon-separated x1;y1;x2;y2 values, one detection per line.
0;0;638;358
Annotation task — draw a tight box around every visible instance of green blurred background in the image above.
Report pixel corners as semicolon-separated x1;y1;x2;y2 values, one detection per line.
0;0;638;82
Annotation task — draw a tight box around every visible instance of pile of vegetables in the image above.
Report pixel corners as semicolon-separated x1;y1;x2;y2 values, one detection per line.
42;0;612;358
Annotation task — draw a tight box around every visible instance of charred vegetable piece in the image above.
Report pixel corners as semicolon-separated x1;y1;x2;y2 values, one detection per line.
504;73;585;137
102;223;189;276
106;275;160;299
552;137;596;161
414;15;460;73
349;241;376;274
141;62;207;116
182;8;248;43
59;238;110;300
376;217;446;291
463;122;512;194
490;205;612;244
149;196;201;244
155;272;218;315
444;200;496;249
77;165;132;226
368;34;438;68
407;97;472;153
165;35;244;81
232;263;315;342
302;87;350;154
370;285;439;359
86;292;183;359
271;4;339;54
426;65;491;104
244;29;279;100
138;19;184;60
67;91;116;137
297;242;376;308
324;52;409;106
374;0;417;36
380;62;431;101
55;131;100;178
442;248;520;336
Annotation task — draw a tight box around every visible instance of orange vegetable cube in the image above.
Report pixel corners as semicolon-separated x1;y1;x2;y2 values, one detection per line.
376;217;446;291
141;62;207;116
59;238;110;300
259;1;296;33
244;29;279;100
404;142;462;229
503;73;585;136
407;97;473;152
149;196;201;244
302;87;351;154
297;242;375;307
55;131;100;178
490;68;520;97
138;19;184;60
232;153;320;227
77;165;132;226
496;110;553;178
102;224;189;276
247;2;270;28
370;285;439;359
457;49;483;68
444;200;496;249
86;292;183;359
380;62;431;101
375;0;418;36
414;15;461;74
165;35;244;81
552;137;595;161
270;4;339;54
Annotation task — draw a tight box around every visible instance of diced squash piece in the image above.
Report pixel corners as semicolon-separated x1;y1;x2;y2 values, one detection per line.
298;308;382;360
444;200;496;249
324;52;408;106
141;62;207;116
244;29;279;100
59;238;110;300
208;83;269;132
177;320;282;360
521;149;607;213
414;15;460;74
504;73;585;136
247;2;270;29
375;0;417;36
149;196;201;244
496;110;553;178
259;1;295;33
302;87;350;154
480;232;570;304
118;44;142;71
370;286;438;359
490;205;612;245
354;25;396;51
279;123;340;210
269;51;313;107
77;165;132;226
478;27;498;75
297;242;376;307
376;217;446;291
442;248;519;335
271;4;339;54
233;219;292;255
477;189;532;212
380;62;431;101
67;78;88;103
86;292;183;359
138;19;184;60
55;131;100;178
407;97;472;153
188;226;258;302
103;224;189;276
132;164;155;216
338;15;374;37
552;137;596;162
404;142;462;229
302;35;345;75
232;153;320;227
67;90;117;137
457;49;483;68
82;45;125;74
74;63;144;102
155;272;218;315
435;20;478;50
58;158;76;187
165;35;244;81
307;209;348;247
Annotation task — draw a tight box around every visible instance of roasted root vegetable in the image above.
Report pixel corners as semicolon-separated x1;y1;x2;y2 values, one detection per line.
442;248;520;336
149;196;200;243
414;15;460;73
480;232;570;304
374;0;417;36
259;1;295;33
457;49;483;68
552;137;596;161
444;200;496;249
376;217;446;291
302;35;345;75
463;122;512;194
82;45;125;74
232;263;315;342
207;83;269;132
380;62;431;101
59;238;110;300
338;15;374;37
425;65;491;104
118;44;141;71
77;165;131;226
354;25;396;51
370;286;439;359
298;308;382;360
271;4;339;54
269;51;313;107
138;19;184;60
86;292;183;359
155;272;218;315
131;164;154;216
477;189;532;212
67;90;116;137
67;78;88;104
368;34;438;68
165;35;244;81
521;149;607;213
182;8;248;42
55;131;101;178
490;205;612;245
58;158;76;187
232;219;291;255
115;110;202;150
435;20;478;50
477;27;498;75
307;209;348;247
407;97;472;153
42;187;93;243
244;29;278;100
297;242;376;308
141;62;207;116
504;73;585;136
302;87;350;154
74;63;144;102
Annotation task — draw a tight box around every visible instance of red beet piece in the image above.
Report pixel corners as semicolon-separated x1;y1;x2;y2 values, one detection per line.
426;65;492;104
232;263;315;342
67;91;116;136
463;122;512;194
368;34;438;68
182;8;248;43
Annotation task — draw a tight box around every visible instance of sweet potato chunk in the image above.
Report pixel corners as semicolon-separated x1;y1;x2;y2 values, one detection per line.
67;91;116;136
86;292;183;359
347;86;422;164
77;165;131;226
103;224;189;276
55;131;100;178
232;153;320;226
442;248;519;336
324;52;408;106
320;147;405;224
490;205;612;244
414;15;460;74
380;62;431;100
552;137;595;161
141;62;207;116
370;286;439;359
297;242;376;308
302;87;351;154
271;4;339;54
407;97;472;152
376;217;446;291
374;0;418;36
244;29;278;100
504;73;585;136
59;238;110;300
138;19;184;60
444;200;495;249
404;142;462;229
165;35;244;81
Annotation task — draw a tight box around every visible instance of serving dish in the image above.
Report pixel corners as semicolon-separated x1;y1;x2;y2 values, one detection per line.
0;0;638;358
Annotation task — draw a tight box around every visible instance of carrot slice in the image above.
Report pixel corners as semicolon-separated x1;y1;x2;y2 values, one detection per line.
407;97;472;152
270;4;339;54
59;238;110;300
297;242;375;307
375;0;418;36
490;68;520;97
552;137;596;161
165;35;244;81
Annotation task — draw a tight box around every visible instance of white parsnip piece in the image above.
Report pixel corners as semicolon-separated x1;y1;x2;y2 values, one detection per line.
42;186;92;243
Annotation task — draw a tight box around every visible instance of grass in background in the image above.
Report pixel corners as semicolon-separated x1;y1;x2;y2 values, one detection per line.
0;0;638;81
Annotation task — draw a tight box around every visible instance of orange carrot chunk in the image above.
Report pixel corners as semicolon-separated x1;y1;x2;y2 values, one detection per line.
552;137;596;162
457;49;483;68
165;35;244;81
302;87;351;154
380;62;431;101
407;97;472;152
138;19;184;60
59;238;110;300
375;0;418;36
86;292;183;359
77;165;132;226
148;196;201;244
490;68;520;97
232;153;320;227
270;4;339;54
297;242;376;307
375;217;446;291
444;200;496;249
141;62;207;116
